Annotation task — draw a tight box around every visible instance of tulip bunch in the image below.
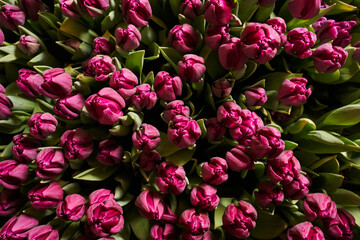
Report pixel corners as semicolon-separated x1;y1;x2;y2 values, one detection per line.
1;0;360;239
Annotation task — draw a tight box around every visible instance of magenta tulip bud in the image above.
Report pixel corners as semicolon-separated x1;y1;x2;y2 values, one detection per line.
177;54;206;84
167;115;201;149
156;161;187;195
323;209;355;240
150;223;179;240
16;69;44;98
28;181;63;210
284;174;310;200
93;37;115;55
60;128;94;161
287;222;325;240
56;194;86;221
168;24;198;53
303;193;337;221
225;145;256;172
223;201;257;239
254;181;284;208
0;190;22;216
277;78;312;106
201;157;228;185
96;139;123;166
131;83;157;110
0;91;13;120
78;0;110;17
204;0;233;26
241;23;281;64
219;37;248;71
0;5;25;31
35;148;67;179
54;92;85;120
18;35;40;56
110;68;138;100
179;209;210;236
180;0;202;20
205;117;226;141
212;79;232;98
258;0;276;6
27;225;59;240
86;199;124;237
83;55;116;81
122;0;152;27
12;134;41;162
40;68;73;99
332;21;356;47
65;38;82;50
250;126;284;159
217;101;242;128
316;20;356;48
85;87;125;125
115;24;141;51
0;29;4;45
190;184;220;211
244;87;267;106
0;214;38;239
139;150;161;172
20;0;45;21
132;123;161;152
59;0;81;19
88;189;114;205
312;17;327;32
284;28;317;59
0;160;29;189
135;189;165;220
313;43;348;73
266;17;287;46
163;100;190;123
204;25;230;51
27;112;58;139
288;0;321;20
154;71;182;102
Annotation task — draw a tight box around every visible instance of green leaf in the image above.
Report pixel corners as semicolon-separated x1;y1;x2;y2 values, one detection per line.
264;72;303;91
236;0;258;23
61;222;80;240
214;204;226;229
73;165;118;181
193;15;206;35
101;10;122;33
33;65;52;74
285;118;316;135
317;104;360;129
165;148;195;166
7;95;36;113
0;111;31;134
72;42;93;61
254;3;275;22
125;50;145;78
251;210;288;239
330;189;360;207
203;83;216;111
159;46;183;71
344;207;360;227
205;50;227;80
338;47;360;83
59;18;97;44
284;140;298;150
28;52;62;67
327;0;358;15
141;25;157;45
169;0;181;16
117;193;134;206
38;12;59;30
156;132;182;157
0;142;14;160
127;206;150;240
312;173;344;193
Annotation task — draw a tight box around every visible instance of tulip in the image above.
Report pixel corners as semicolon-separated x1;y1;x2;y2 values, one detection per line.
132;124;161;152
96;139;123;166
18;35;40;56
313;43;348;73
0;29;4;45
39;68;73;99
156;161;187;195
316;20;356;48
0;190;22;216
177;54;206;84
35;148;67;179
27;112;58;139
110;68;138;100
60;128;94;161
150;223;179;240
180;0;202;20
179;209;210;236
288;0;321;20
167;115;201;149
88;189;114;205
218;37;248;70
27;225;59;240
303;193;337;221
93;37;115;55
131;84;157;110
28;181;64;210
138;150;161;172
135;189;165;220
0;5;25;31
190;184;220;211
277;78;312;106
204;25;230;50
201;157;228;185
250;126;284;159
205;117;226;141
56;194;86;221
54;92;86;120
122;0;152;27
323;209;355;240
0;214;38;239
312;17;327;32
59;0;81;19
287;222;325;240
204;0;233;26
212;79;232;98
254;181;284;208
16;69;44;98
225;145;256;172
168;24;198;53
244;87;267;106
284;28;317;59
78;0;110;17
217;101;242;129
266;17;287;45
83;55;116;81
0;160;29;189
115;24;141;51
154;71;182;102
163;100;190;123
266;150;301;184
19;0;46;21
284;174;310;200
12;134;41;163
0;91;13;120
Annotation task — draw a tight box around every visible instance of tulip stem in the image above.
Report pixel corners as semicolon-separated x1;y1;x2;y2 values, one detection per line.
38;146;63;150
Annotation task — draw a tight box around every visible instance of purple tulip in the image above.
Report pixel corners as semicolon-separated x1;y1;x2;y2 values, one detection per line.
0;214;38;239
54;91;86;120
28;181;64;210
180;0;202;20
201;157;228;185
156;161;187;195
287;222;325;240
35;148;67;179
122;0;152;27
60;128;94;161
78;0;110;17
277;78;312;106
266;17;287;46
27;225;59;240
12;134;41;163
222;201;257;239
205;117;226;141
168;24;198;53
284;174;310;200
19;0;46;21
0;190;22;216
88;189;114;205
244;87;267;106
212;79;232;98
110;68;139;101
163;100;190;123
312;17;327;32
323;209;355;240
139;150;161;172
135;189;165;220
59;0;81;19
190;184;220;211
131;83;157;110
284;28;317;59
65;38;81;50
27;112;58;139
83;55;116;81
204;0;233;26
288;0;321;20
18;35;40;56
0;5;25;31
303;193;337;221
250;126;284;159
254;181;284;208
179;209;210;236
219;37;248;71
56;194;86;221
217;101;242;129
0;160;29;189
313;43;348;73
16;69;44;98
150;223;179;240
39;68;73;99
267;150;301;185
154;71;182;102
178;54;206;84
204;25;230;51
132;123;161;152
0;29;4;45
226;145;257;172
316;20;356;48
115;24;141;51
93;37;115;55
96;139;124;166
167;115;201;149
0;90;13;120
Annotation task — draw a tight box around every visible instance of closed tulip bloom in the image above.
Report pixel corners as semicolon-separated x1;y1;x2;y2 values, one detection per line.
150;223;179;240
12;134;41;163
65;38;81;50
20;0;45;21
18;35;40;56
156;161;187;195
190;184;220;211
226;145;256;172
78;0;110;17
167;115;201;149
0;5;25;31
266;17;287;46
0;190;22;216
201;157;228;185
217;101;242;129
168;24;198;53
254;181;284;208
39;68;73;99
116;24;141;51
312;17;327;32
35;148;67;179
135;189;165;220
267;150;301;185
154;71;182;102
83;55;116;81
27;225;59;240
0;160;29;189
244;87;267;106
122;0;152;27
313;43;348;73
0;29;4;45
180;0;202;20
284;174;310;200
56;194;86;221
287;222;325;240
0;91;13;120
60;128;94;161
0;214;38;240
16;69;44;98
178;54;206;84
323;209;355;240
54;92;85;120
93;37;115;55
204;0;233;26
179;209;210;236
28;181;64;210
132;124;161;152
284;28;317;59
316;20;356;48
222;201;257;239
288;0;321;20
163;100;190;123
131;84;157;110
28;113;58;139
139;150;161;172
96;139;123;166
85;87;125;125
218;37;248;70
250;126;284;159
204;25;230;50
59;0;81;19
88;189;114;205
205;117;226;141
303;193;337;221
277;78;312;106
110;68;138;100
212;79;232;98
